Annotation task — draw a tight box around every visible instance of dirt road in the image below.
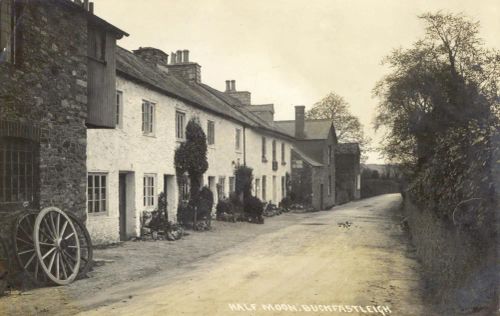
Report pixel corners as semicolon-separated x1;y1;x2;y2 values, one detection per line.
1;194;427;315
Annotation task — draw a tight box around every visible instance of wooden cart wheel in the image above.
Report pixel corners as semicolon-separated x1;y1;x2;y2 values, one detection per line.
12;211;48;285
66;212;93;278
33;207;81;285
0;237;11;294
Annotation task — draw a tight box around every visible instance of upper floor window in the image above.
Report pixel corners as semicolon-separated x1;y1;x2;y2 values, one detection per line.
281;142;286;164
235;128;241;151
142;100;155;135
272;140;277;162
88;173;107;214
116;91;123;128
207;120;215;145
89;27;106;61
143;174;155;207
0;0;23;65
176;111;186;140
0;138;36;206
328;145;332;165
261;137;267;161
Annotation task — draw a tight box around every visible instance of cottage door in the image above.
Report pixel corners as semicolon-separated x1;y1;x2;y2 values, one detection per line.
119;174;127;241
320;184;324;210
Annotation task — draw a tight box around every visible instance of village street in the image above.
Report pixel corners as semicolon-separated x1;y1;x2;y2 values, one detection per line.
0;194;427;316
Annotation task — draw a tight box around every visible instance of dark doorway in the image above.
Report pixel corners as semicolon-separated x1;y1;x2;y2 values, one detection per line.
320;183;324;210
119;173;127;241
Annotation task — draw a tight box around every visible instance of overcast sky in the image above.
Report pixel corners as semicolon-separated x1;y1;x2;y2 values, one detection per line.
94;0;500;163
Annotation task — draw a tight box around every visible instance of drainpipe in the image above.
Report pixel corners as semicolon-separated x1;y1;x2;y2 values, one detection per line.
243;126;247;166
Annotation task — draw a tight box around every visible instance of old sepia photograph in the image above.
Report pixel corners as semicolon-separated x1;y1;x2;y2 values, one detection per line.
0;0;498;315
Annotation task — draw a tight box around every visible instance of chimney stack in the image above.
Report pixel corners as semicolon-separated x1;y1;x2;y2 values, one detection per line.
166;49;202;83
295;106;305;139
225;80;231;92
225;80;251;105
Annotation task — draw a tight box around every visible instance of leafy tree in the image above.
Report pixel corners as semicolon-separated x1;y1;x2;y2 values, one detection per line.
306;92;371;161
374;12;499;167
374;12;499;226
174;118;209;207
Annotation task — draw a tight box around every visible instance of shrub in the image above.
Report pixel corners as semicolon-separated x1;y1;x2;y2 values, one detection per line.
197;186;214;220
177;202;195;226
216;199;232;217
280;196;292;210
235;165;253;199
244;195;264;217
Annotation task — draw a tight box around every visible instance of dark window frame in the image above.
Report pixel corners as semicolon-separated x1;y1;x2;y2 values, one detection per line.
0;137;38;210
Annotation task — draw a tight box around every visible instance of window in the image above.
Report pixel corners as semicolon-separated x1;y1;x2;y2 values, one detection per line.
218;176;226;199
142;100;155;135
235;128;241;151
272;140;277;162
281;142;286;164
0;139;36;205
176;111;186;139
261;137;267;161
229;177;235;194
255;178;260;199
143;175;155;207
328;174;332;196
89;27;106;61
87;173;107;214
179;173;190;202
207;120;215;145
0;0;23;65
262;176;267;201
281;176;285;199
328;145;332;165
116;91;123;128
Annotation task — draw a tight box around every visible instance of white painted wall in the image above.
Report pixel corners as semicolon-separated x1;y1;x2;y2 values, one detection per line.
87;76;250;243
245;128;293;204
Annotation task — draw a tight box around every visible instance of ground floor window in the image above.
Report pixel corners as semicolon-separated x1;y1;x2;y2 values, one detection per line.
0;138;37;206
218;176;226;199
88;173;107;214
328;174;332;196
255;178;260;199
229;176;235;194
143;174;156;207
262;176;267;201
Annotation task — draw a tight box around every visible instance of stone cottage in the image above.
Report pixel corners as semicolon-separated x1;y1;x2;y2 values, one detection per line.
335;143;361;204
86;47;294;244
0;0;126;234
275;108;338;210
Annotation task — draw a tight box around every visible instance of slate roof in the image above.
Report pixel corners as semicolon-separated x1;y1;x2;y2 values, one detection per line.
246;104;275;113
336;143;360;155
292;147;323;167
116;47;256;127
274;119;334;140
116;47;292;139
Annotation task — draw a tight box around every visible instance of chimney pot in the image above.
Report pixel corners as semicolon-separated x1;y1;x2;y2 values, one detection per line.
89;2;94;13
231;80;236;91
225;80;231;92
84;0;89;10
295;105;306;139
183;50;189;63
176;50;183;63
170;52;176;64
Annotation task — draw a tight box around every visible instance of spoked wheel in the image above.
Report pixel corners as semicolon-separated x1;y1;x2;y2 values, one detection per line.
12;211;48;285
33;207;81;285
0;237;11;294
66;212;93;278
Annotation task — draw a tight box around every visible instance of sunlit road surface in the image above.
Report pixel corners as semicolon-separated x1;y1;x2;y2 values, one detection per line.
80;194;425;316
